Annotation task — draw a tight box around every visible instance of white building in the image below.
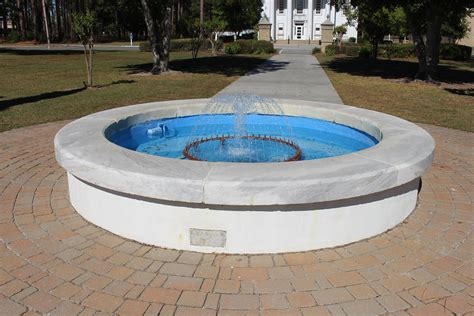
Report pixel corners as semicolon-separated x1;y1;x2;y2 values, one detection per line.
262;0;357;43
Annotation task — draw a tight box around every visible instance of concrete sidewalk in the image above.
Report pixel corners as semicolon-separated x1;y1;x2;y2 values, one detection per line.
219;48;343;104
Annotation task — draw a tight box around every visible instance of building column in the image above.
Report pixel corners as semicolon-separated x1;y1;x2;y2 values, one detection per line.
308;0;313;41
272;0;277;40
287;0;293;40
325;1;331;20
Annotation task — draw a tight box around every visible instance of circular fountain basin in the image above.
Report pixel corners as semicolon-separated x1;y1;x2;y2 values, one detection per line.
54;99;435;253
110;113;379;162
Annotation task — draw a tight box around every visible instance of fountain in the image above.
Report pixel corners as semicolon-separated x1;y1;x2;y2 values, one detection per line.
54;96;434;253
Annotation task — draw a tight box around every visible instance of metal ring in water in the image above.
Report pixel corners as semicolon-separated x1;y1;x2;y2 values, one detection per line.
183;135;302;162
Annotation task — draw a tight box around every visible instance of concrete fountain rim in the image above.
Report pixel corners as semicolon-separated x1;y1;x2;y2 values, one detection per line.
54;98;435;206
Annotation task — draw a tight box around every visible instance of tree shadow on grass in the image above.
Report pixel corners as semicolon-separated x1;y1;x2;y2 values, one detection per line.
96;79;135;88
445;88;474;97
121;56;288;77
0;48;85;56
0;80;135;111
0;87;86;111
321;57;474;85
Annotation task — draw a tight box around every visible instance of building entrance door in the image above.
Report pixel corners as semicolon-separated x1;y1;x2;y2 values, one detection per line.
296;25;303;39
294;22;304;40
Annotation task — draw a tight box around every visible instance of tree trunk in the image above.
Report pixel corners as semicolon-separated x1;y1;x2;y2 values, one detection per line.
409;11;428;81
31;0;38;40
2;1;8;37
16;0;27;39
88;37;93;86
159;5;171;72
140;0;170;74
114;6;120;39
55;0;62;40
82;43;91;86
200;0;204;24
371;38;378;59
424;6;441;81
411;31;427;79
41;0;50;47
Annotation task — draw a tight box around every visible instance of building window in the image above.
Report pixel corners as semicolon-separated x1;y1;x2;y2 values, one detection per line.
315;0;322;14
296;0;304;14
278;24;284;35
278;0;285;14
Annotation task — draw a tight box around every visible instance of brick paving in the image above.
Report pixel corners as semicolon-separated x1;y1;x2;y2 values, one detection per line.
0;121;472;315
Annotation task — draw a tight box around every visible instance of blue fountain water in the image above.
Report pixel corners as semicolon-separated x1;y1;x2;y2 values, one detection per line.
109;113;378;162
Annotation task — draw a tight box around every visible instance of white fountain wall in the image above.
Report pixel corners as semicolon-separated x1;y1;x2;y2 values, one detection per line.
69;174;418;254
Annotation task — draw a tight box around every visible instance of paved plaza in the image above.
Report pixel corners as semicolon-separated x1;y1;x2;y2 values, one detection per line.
0;121;472;315
0;51;473;315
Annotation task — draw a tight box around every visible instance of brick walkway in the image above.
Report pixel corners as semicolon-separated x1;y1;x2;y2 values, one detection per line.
0;121;472;315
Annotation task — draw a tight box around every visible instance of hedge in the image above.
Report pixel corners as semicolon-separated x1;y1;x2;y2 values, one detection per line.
379;43;415;59
224;42;241;54
344;45;360;56
322;42;472;60
312;47;321;54
224;40;274;55
324;44;337;56
139;38;218;52
440;43;472;61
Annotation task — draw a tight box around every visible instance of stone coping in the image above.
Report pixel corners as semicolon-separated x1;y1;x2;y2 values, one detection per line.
54;99;435;206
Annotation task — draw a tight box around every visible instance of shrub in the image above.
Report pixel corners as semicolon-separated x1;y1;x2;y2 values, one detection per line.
170;38;193;51
225;42;241;54
7;30;21;42
382;42;396;59
359;46;371;58
379;43;415;58
324;44;341;56
139;39;217;53
254;40;274;54
325;44;337;56
234;39;256;54
211;40;224;52
228;39;273;54
139;41;150;52
348;37;356;43
312;47;321;54
440;43;472;61
344;45;360;56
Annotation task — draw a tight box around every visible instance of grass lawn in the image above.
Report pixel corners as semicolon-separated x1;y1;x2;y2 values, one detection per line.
0;49;270;132
316;53;474;132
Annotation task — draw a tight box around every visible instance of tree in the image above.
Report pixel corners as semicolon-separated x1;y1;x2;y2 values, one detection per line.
357;0;473;80
388;6;408;41
355;1;394;58
334;25;347;48
141;0;172;74
202;8;226;55
188;18;205;59
215;0;261;38
400;0;472;81
72;12;96;87
441;8;471;42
